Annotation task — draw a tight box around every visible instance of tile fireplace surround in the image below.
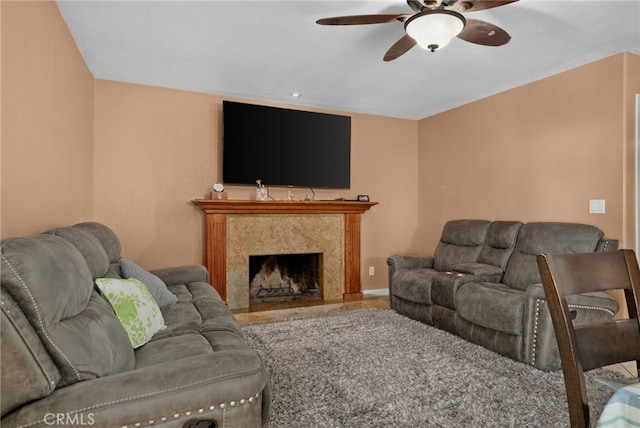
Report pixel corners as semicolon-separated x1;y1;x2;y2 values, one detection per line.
193;199;377;310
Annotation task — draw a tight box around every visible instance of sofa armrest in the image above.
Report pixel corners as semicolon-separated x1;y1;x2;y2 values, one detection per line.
150;265;210;286
386;256;434;308
386;255;434;271
522;283;620;370
596;238;618;252
2;350;268;428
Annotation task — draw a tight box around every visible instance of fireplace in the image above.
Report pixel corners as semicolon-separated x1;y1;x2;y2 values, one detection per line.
249;253;322;306
224;213;345;309
193;200;378;310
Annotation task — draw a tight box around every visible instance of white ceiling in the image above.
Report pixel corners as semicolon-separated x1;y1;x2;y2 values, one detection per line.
56;0;640;120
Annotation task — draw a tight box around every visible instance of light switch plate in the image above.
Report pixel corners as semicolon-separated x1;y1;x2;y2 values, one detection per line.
589;199;606;214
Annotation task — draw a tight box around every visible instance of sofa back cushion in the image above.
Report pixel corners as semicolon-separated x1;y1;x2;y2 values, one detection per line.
503;222;604;291
433;220;490;271
47;226;110;278
72;222;123;278
477;221;523;269
1;234;135;388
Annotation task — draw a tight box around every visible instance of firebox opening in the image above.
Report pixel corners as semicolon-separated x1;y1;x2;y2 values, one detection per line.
249;253;322;306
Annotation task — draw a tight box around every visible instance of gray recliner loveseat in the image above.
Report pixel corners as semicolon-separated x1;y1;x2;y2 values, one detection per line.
387;219;619;371
1;222;270;428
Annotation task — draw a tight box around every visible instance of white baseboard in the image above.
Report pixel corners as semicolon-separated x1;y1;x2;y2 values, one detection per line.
362;288;389;297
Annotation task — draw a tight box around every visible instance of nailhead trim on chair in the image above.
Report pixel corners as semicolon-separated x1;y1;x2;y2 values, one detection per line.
531;299;543;367
567;304;615;317
119;393;260;427
530;299;616;367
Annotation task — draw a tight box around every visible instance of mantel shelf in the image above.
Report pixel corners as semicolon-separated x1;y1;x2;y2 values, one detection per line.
193;199;378;215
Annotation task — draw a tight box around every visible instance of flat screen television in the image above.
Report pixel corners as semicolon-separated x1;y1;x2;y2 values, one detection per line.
222;100;351;189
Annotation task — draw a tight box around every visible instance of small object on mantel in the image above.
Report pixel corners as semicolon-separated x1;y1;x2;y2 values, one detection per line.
211;191;228;200
211;183;228;200
256;180;269;200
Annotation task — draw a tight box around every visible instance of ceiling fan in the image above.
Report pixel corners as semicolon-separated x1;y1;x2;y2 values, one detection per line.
316;0;518;61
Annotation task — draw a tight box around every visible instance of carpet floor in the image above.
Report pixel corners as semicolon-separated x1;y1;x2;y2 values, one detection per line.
243;308;619;428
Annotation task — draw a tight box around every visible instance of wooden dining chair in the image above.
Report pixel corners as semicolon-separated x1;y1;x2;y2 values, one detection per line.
536;249;640;428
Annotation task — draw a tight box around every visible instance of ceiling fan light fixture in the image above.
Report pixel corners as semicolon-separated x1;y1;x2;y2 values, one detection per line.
404;10;466;52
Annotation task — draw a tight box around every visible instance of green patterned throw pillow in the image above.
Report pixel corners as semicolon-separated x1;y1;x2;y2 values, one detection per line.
95;278;166;348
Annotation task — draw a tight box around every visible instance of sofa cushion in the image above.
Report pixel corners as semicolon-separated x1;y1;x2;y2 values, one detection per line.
72;222;122;263
47;226;110;279
430;271;478;309
158;282;245;338
120;258;178;308
455;282;525;335
1;235;135;387
433;220;490;271
135;328;254;369
72;222;124;279
476;221;522;269
96;278;167;348
134;333;214;368
502;222;604;291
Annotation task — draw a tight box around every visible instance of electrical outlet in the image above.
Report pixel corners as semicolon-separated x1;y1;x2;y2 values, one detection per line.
369;266;375;276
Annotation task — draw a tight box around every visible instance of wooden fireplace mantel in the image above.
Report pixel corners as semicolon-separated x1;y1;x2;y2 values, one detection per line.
193;199;377;303
193;199;377;214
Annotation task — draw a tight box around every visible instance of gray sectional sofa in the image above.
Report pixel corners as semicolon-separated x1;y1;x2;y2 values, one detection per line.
1;222;270;428
387;219;620;371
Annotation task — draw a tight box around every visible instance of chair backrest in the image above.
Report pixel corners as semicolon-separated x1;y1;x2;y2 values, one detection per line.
536;250;640;428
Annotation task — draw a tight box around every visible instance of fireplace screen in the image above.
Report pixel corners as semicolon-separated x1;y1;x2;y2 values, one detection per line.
249;253;322;305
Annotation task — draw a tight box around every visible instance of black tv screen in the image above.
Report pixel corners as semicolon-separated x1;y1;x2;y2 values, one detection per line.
222;101;351;189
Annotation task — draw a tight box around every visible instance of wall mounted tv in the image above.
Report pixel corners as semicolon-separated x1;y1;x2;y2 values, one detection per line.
222;100;351;189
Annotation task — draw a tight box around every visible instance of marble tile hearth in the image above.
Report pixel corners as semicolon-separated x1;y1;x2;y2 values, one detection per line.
226;214;345;310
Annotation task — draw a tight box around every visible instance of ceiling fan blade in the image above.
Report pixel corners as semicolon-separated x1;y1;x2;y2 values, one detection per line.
447;0;518;12
457;19;511;46
316;14;409;26
383;34;417;62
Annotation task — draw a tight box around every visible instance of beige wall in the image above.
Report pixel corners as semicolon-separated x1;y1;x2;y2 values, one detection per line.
93;80;418;289
2;1;638;293
622;53;640;249
416;53;640;254
0;1;418;290
1;1;94;237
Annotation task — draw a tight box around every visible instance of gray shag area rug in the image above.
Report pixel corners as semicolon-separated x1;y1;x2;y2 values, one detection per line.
243;308;619;428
